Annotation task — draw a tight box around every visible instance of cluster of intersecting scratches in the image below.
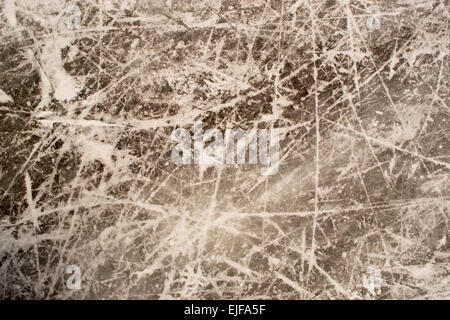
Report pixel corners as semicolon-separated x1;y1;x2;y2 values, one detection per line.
0;0;448;299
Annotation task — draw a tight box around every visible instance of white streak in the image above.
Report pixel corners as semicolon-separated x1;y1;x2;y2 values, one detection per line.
4;0;17;27
0;89;13;103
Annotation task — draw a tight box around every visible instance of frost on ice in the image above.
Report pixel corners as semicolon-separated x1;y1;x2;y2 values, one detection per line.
0;0;448;300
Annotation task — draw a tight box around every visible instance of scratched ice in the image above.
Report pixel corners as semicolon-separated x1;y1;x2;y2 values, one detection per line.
0;0;448;299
